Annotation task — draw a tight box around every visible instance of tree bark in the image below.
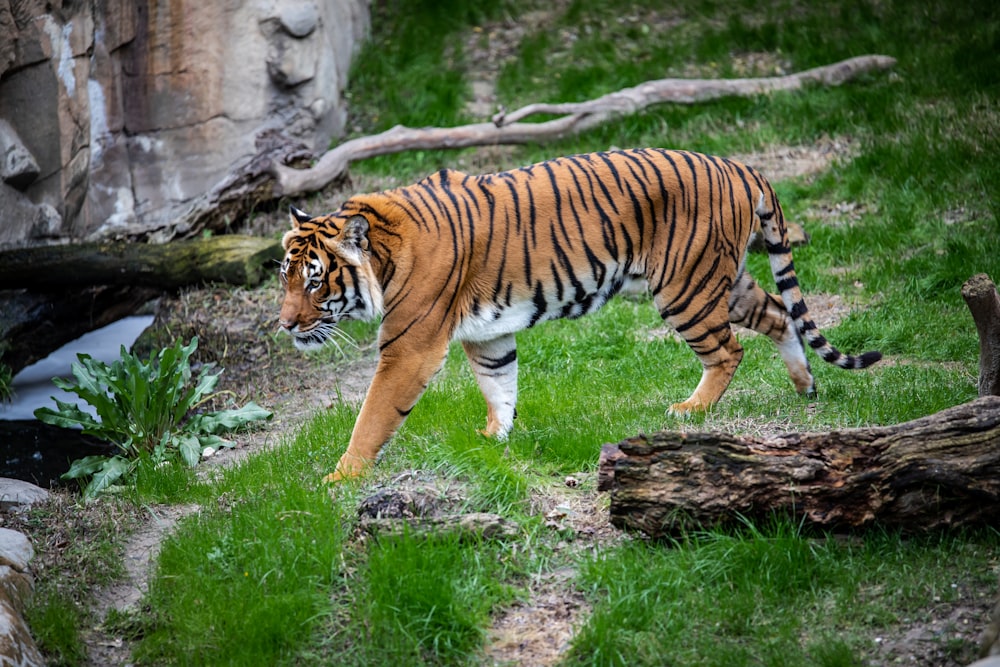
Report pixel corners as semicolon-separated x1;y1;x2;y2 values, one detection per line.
0;236;282;377
597;396;1000;537
0;235;283;291
962;273;1000;397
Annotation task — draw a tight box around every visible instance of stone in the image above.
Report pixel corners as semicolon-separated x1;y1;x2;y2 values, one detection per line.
268;31;319;88
0;2;14;77
0;480;49;513
0;515;44;666
0;530;33;573
279;1;320;38
0;183;63;246
0;120;41;190
0;567;31;610
0;591;45;667
0;559;43;667
0;0;370;246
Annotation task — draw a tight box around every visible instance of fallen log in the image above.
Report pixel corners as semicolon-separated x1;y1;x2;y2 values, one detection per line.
0;235;282;378
962;273;1000;397
0;235;283;291
597;396;1000;537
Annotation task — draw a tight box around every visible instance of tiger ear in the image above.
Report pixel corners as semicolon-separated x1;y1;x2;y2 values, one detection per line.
289;206;312;229
335;215;371;263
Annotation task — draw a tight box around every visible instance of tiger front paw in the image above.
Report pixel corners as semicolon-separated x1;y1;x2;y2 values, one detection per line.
322;451;373;484
668;399;709;417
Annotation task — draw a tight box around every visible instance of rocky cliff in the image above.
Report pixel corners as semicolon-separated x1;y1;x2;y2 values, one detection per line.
0;0;369;246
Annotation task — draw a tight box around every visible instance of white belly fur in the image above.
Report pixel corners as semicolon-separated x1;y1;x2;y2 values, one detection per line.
453;300;537;343
453;269;640;343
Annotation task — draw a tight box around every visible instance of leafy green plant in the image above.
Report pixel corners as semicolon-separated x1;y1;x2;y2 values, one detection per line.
0;340;12;402
34;337;271;500
0;363;11;402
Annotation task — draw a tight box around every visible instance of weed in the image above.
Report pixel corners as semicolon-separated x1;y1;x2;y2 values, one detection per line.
34;337;271;499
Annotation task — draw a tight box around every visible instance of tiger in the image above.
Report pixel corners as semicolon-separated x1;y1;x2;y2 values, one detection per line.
278;148;881;482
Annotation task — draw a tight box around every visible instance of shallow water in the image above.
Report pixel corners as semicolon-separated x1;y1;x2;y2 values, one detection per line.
1;315;154;420
0;315;153;487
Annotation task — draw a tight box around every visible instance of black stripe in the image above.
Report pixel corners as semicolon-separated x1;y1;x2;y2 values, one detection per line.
478;349;517;370
775;276;799;293
809;336;830;350
528;282;548;327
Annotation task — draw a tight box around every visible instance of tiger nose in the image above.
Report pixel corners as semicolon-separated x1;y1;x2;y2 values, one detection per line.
278;317;297;331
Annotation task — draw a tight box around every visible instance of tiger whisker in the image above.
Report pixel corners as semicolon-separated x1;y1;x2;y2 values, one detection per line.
327;325;360;349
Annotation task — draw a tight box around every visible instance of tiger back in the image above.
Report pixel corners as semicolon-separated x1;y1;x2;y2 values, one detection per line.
278;148;881;481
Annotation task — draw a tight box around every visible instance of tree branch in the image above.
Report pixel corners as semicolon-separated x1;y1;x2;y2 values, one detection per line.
270;54;896;199
491;55;897;125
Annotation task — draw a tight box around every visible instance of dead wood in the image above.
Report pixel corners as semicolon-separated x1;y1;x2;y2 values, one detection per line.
597;396;1000;537
962;273;1000;397
268;55;896;199
0;236;282;291
489;55;897;125
0;236;281;377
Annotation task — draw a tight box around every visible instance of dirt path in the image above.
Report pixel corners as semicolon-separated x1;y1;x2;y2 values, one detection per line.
79;327;380;665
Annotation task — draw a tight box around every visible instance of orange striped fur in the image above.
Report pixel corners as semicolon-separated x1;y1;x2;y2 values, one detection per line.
279;149;881;480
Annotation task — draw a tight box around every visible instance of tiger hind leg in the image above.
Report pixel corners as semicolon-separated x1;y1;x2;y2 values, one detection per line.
656;289;745;415
728;271;816;396
462;334;518;438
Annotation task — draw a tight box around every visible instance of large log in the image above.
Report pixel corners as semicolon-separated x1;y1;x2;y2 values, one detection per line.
0;235;283;291
597;396;1000;537
0;235;282;378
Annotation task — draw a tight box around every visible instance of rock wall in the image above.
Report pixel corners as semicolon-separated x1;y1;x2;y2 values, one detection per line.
0;0;370;246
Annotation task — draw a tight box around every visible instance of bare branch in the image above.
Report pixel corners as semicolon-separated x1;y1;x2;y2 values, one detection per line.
493;55;897;125
271;54;896;199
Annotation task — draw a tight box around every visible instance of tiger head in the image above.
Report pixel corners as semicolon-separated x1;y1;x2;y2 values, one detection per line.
278;206;384;350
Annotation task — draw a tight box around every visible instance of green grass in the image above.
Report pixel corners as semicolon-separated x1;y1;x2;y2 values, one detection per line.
336;532;519;665
568;524;998;666
25;0;1000;664
20;496;141;666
